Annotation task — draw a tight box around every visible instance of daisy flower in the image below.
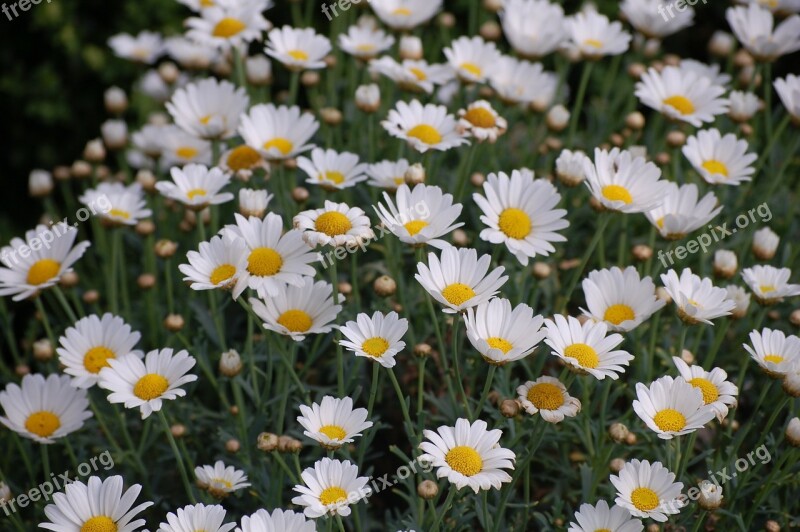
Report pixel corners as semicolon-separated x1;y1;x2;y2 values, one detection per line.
56;313;143;389
382;100;468;153
726;4;800;61
679;59;731;88
157;503;236;532
473;169;568;265
774;74;800;122
98;349;198;419
645;182;722;239
415;247;508;313
296;148;368;190
108;31;163;63
369;57;454;94
237;508;316;532
611;459;684;522
219;145;270;180
489;55;558;108
159;125;213;168
374;183;463;249
499;0;566;59
635;66;729;126
464;298;545;366
366;159;409;190
239;103;319;161
166;78;249;140
726;284;751;319
672;356;738;422
0;374;91;444
565;8;631;59
291;458;370;517
39;475;152;532
443;36;502;84
682;129;757;186
0;225;90;301
660;268;736;324
369;0;443;30
621;0;694;38
156;164;234;210
195;460;251;499
544;315;633;380
581;266;666;332
419;418;515;493
338;25;394;60
132;123;168;159
555;149;590;187
165;35;218;70
297;396;373;450
728;90;761;122
339;311;408;368
743;327;800;377
186;1;270;50
456;100;507;143
250;278;343;341
79;182;152;226
293;201;374;248
266;26;332;71
517;376;581;423
179;234;248;292
633;376;716;439
583;148;668;213
568;500;644;532
742;265;800;305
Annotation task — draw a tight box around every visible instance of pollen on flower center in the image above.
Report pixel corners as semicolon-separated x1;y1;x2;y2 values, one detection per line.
25;411;61;438
362;337;390;357
404;220;429;236
602;185;633;205
441;283;477;306
80;515;118;532
459;62;482;77
109;208;131;220
277;309;313;333
487;337;513;354
319;424;347;440
445;446;483;476
392;6;412;15
27;259;61;286
604;304;635;325
702;159;729;177
288;49;309;61
759;284;776;293
186;188;207;200
212;17;246;38
319;486;348;506
84;346;116;373
630;487;660;512
583;38;603;48
227;145;262;170
176;147;199;159
263;137;294;155
498;208;532;239
409;67;427;81
133;373;169;401
464;107;496;128
315;211;352;236
688;377;719;404
526;382;564;410
321;171;346;185
764;354;784;364
564;343;600;369
407;124;443;145
210;263;236;286
247;247;283;276
653;408;687;432
663;95;695;116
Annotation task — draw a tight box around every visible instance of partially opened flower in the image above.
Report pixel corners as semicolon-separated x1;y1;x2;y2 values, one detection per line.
369;0;443;30
488;56;558;107
565;8;631;59
156;164;234;210
195;461;251;499
157;503;236;532
660;268;736;324
338;25;394;60
237;508;316;532
79;182;152;226
375;183;463;249
296;148;368;190
679;59;731;87
297;396;373;450
464;298;545;365
621;0;694;38
186;1;270;50
108;31;163;63
382;100;469;153
516;376;581;423
583;148;668;213
165;35;218;69
774;74;800;122
369;57;454;94
581;266;666;332
633;376;716;439
167;78;249;140
635;66;728;126
366;159;409;190
499;0;566;59
545;315;633;380
339;311;408;368
610;459;684;522
726;4;800;61
443;36;502;84
568;500;644;532
159;125;213;168
250;278;343;341
645;183;722;239
239;103;319;161
266;26;332;71
672;357;738;422
743;327;800;377
291;458;370;517
294;201;374;247
742;265;800;305
179;234;248;292
682;129;757;186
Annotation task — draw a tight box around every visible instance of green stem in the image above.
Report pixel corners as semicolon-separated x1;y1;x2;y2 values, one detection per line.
451;316;472;419
559;213;612;312
388;368;416;441
431;489;457;532
34;297;56;346
157;410;196;503
567;62;594;147
472;365;496;422
52;285;78;324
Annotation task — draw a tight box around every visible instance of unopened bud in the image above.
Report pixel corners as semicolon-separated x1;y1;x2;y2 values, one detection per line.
257;432;279;452
500;399;519;418
373;275;396;296
164;313;185;332
417;479;438;499
219;349;243;377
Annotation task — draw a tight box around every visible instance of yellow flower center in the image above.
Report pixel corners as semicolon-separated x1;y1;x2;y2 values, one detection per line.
656;217;665;229
212;17;246;38
404;220;428;236
200;0;214;6
498;208;532;239
564;343;600;369
320;171;346;185
409;67;427;81
315;212;352;236
25;411;61;438
604;304;635;325
362;337;390;357
356;44;376;52
688;377;719;404
263;137;294;155
319;424;347;440
764;354;784;364
595;530;612;532
653;408;687;432
445;446;483;476
109;208;131;220
701;160;728;177
176;146;199;159
601;185;633;205
319;486;348;506
199;114;213;125
393;176;405;185
460;62;482;77
392;6;412;15
486;337;513;354
464;107;496;128
663;95;695;116
288;49;309;61
186;188;207;200
83;346;116;374
441;283;476;306
526;382;564;410
277;309;313;333
211;477;233;489
80;516;118;532
226;145;262;170
210;263;236;286
760;284;776;293
133;373;169;401
630;487;660;512
26;259;61;286
407;124;442;145
247;247;283;276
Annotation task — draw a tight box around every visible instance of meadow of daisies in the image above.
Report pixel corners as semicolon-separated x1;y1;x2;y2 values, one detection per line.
2;0;800;530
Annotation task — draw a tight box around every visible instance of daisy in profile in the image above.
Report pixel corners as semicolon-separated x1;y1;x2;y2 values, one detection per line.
517;376;581;423
238;188;273;218
489;56;558;107
583;148;668;213
195;461;251;499
473;169;568;266
635;66;728;126
419;418;515;493
611;459;684;522
167;78;249;140
237;509;316;532
369;57;454;94
219;145;270;180
369;0;443;30
339;311;408;368
728;90;761;122
57;313;143;389
581;266;666;332
296;148;368;190
266;26;331;71
222;213;319;299
39;475;152;532
545;315;633;380
366;159;409;190
464;298;545;365
633;376;716;439
499;0;566;59
375;183;463;249
382;100;469;153
443;36;502;84
0;225;90;301
660;269;735;325
621;0;694;38
165;35;218;70
0;374;91;444
297;396;373;450
726;4;800;61
672;357;738;422
179;235;248;293
292;458;370;517
742;265;800;305
774;74;800;122
157;503;236;532
565;8;631;59
682;129;757;186
156;164;234;210
679;59;731;87
338;25;394;60
568;500;644;532
239;103;319;161
108;31;163;63
645;183;722;239
743;328;800;377
159;125;213;168
186;1;270;50
416;247;508;313
457;100;507;143
99;349;198;419
79;182;152;226
294;201;374;248
132;123;168;159
250;278;343;341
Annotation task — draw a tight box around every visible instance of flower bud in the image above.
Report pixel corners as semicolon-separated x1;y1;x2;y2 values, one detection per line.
164;313;185;332
413;343;433;358
257;432;279;452
399;36;423;60
631;244;652;262
417;479;438;499
666;130;686;148
84;139;106;163
239;188;270;218
155;239;178;258
83;289;100;304
101;120;128;150
301;71;320;87
60;271;79;288
355;84;380;113
545;104;570;132
790;309;800;327
786;418;800;447
500;399;519;418
0;482;11;504
225;438;241;453
765;520;781;532
726;285;750;320
29;169;54;197
752;227;779;261
728;91;760;123
104;86;128;115
625;111;645;130
698;480;723;510
609;422;629;443
33;339;54;361
219;349;243;377
783;368;800;398
708;31;735;57
71;160;93;179
713;250;737;279
555;149;588;187
373;275;396;296
171;424;187;438
245;55;272;86
404;163;426;185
